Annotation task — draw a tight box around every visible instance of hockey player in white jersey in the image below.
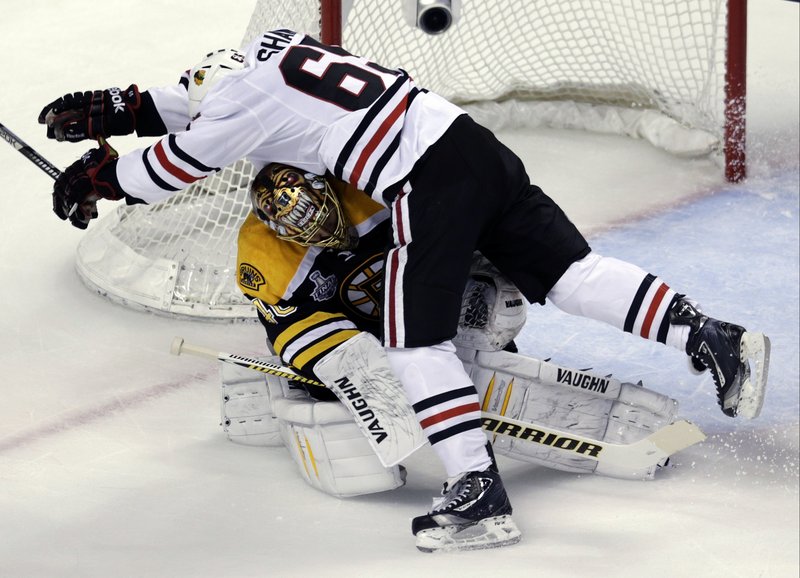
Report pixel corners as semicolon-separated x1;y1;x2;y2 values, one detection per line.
39;30;771;552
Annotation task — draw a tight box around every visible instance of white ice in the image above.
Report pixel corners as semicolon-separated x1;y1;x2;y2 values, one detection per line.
0;2;797;577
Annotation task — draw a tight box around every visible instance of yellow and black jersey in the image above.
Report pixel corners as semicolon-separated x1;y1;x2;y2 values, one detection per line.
237;180;390;382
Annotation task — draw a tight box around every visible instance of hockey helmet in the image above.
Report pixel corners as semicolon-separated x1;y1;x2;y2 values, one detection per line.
250;163;356;250
187;48;248;117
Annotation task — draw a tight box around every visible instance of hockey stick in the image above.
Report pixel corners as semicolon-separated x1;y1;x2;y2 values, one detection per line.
0;121;61;180
480;412;705;470
170;336;323;387
171;336;706;469
0;121;80;216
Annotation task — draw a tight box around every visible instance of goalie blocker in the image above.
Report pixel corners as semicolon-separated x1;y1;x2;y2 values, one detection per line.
220;258;687;496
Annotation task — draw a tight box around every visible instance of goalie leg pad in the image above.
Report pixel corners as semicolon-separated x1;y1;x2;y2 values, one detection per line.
273;396;407;498
220;358;294;447
314;331;426;467
461;349;680;480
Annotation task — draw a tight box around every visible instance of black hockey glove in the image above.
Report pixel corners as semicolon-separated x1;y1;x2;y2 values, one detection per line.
38;85;142;142
53;139;124;229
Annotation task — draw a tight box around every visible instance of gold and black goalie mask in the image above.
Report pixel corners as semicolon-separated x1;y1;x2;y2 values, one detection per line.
250;163;355;250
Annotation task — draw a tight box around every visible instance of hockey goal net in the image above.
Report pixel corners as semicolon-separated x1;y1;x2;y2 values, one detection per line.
75;0;746;320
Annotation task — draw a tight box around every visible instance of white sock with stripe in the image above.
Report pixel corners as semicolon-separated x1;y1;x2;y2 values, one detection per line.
386;341;492;478
548;252;691;351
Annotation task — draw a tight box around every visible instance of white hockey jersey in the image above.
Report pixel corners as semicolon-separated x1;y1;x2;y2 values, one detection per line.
117;29;465;205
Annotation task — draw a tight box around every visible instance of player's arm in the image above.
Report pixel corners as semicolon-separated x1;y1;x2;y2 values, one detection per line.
39;85;163;142
37;72;194;142
48;94;264;229
144;73;194;131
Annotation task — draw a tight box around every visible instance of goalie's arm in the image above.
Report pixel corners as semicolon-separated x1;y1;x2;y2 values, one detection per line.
249;294;362;386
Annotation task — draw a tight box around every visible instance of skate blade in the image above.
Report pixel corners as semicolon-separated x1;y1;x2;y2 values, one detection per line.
415;515;522;553
736;332;771;419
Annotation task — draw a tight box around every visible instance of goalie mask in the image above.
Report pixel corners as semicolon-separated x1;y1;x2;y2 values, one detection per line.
250;163;356;250
187;48;248;118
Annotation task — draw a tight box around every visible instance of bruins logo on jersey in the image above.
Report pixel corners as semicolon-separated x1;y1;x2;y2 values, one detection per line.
341;253;384;321
239;262;265;291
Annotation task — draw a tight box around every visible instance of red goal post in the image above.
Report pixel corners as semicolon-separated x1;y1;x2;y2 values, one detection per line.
74;0;747;321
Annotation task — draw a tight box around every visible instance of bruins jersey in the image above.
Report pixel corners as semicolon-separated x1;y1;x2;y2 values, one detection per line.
237;180;390;382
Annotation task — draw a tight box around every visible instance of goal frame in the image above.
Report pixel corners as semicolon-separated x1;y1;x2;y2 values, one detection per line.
319;0;748;182
724;0;747;183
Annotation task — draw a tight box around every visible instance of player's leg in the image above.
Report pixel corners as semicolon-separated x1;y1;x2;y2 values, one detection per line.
382;134;521;551
478;172;769;419
547;253;770;418
386;342;521;552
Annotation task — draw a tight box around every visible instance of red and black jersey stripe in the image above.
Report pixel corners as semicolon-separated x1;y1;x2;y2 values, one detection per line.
142;134;219;193
333;73;426;195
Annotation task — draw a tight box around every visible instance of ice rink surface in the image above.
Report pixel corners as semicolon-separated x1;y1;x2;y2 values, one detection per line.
0;1;797;577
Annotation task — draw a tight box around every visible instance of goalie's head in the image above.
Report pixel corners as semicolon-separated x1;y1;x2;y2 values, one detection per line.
250;163;355;250
187;48;248;118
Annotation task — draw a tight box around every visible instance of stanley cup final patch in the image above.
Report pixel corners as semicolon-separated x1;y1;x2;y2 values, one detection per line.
310;270;337;301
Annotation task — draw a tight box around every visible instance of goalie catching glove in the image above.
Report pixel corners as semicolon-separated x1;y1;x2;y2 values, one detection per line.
52;139;131;229
38;85;144;143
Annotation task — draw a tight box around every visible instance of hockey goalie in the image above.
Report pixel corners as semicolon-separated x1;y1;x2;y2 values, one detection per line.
221;251;689;494
203;158;712;553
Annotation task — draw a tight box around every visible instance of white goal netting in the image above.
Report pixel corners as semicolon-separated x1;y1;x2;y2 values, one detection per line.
76;0;740;320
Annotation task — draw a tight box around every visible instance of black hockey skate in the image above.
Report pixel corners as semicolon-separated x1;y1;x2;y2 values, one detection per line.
670;298;770;418
412;468;521;553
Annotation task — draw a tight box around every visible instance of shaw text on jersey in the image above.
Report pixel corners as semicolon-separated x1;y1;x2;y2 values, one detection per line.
256;29;294;62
